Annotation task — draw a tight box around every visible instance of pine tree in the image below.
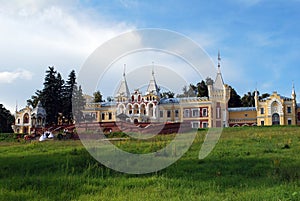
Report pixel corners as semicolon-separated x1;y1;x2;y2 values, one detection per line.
62;70;76;123
0;104;14;133
196;80;208;97
228;86;242;107
72;85;85;123
93;90;103;103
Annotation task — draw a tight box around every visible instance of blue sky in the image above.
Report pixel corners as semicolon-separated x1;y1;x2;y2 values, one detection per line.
1;0;300;113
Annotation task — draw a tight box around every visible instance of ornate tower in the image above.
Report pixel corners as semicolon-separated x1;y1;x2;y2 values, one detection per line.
115;64;130;102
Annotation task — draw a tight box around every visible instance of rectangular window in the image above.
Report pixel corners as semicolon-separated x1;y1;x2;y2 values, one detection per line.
192;122;199;128
101;113;105;120
260;108;264;114
184;109;190;118
192;109;200;117
108;113;112;120
216;107;221;119
175;110;179;117
159;111;163;118
202;108;207;117
202;122;208;128
287;107;291;113
261;120;264;126
288;119;292;125
167;110;171;118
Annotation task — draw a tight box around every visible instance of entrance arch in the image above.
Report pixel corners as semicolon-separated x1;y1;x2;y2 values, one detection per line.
272;113;280;125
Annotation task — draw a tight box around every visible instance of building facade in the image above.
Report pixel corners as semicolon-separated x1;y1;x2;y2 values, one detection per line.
12;101;46;134
82;59;231;129
228;88;300;127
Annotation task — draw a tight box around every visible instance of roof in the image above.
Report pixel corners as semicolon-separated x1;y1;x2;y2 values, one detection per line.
159;98;180;104
228;107;256;112
101;102;116;107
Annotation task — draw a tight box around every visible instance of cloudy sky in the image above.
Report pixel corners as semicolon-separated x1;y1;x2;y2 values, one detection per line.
1;0;300;113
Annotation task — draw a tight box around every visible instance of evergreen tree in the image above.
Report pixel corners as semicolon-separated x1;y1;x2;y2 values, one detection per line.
161;91;175;98
228;86;242;107
72;85;85;123
241;91;256;107
63;70;76;123
196;80;208;97
93;91;103;103
0;104;14;133
27;90;41;108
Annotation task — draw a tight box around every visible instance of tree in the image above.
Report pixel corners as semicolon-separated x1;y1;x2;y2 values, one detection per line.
72;85;86;122
161;91;175;98
259;93;270;100
62;70;76;123
0;104;14;133
241;91;256;107
196;80;208;97
228;86;242;107
27;90;41;108
177;85;197;98
93;91;103;103
39;66;62;125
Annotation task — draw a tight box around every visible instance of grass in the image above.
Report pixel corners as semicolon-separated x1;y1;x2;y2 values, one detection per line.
0;126;300;201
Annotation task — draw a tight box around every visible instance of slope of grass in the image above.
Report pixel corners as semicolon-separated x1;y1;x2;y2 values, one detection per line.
0;126;300;201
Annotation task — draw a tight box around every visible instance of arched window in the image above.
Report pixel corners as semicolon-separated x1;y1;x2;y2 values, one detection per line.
23;113;29;124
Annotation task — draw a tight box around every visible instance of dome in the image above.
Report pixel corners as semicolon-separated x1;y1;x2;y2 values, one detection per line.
31;101;46;117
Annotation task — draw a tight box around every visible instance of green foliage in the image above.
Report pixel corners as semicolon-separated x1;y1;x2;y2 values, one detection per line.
161;91;175;98
0;127;300;201
0;104;14;133
93;90;103;103
26;67;85;125
228;86;242;107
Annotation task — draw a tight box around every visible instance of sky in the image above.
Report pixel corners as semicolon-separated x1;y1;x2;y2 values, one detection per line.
1;0;300;113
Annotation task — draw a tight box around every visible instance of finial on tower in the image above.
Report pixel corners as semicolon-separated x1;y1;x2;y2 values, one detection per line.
218;50;221;69
123;64;126;77
292;80;295;95
152;62;155;76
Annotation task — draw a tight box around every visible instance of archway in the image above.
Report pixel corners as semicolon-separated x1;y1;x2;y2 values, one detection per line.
272;113;280;125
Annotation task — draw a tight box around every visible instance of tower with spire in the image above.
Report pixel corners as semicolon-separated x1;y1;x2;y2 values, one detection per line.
115;64;130;102
145;62;160;97
206;51;231;127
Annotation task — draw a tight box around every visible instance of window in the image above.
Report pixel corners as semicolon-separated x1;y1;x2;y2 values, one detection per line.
167;110;171;118
245;113;248;117
101;113;105;120
287;107;291;113
184;109;190;118
108;113;112;120
216;107;221;119
202;122;208;128
17;118;20;124
159;111;163;118
261;120;264;126
260;108;264;114
192;109;199;117
288;119;292;125
202;108;207;117
192;122;199;128
175;110;179;117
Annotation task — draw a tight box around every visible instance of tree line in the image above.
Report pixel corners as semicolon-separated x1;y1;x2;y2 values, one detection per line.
0;104;14;133
27;66;85;126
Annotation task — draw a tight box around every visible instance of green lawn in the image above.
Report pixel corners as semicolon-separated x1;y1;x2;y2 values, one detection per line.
0;126;300;201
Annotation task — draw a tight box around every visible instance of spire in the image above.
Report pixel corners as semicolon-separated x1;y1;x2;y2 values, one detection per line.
146;62;160;96
116;64;130;99
292;81;296;100
214;50;224;89
218;50;221;70
123;64;126;77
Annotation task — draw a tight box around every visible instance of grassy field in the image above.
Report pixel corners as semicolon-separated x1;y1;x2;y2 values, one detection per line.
0;126;300;201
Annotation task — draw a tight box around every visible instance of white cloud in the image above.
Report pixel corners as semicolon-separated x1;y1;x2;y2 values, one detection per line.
0;69;33;83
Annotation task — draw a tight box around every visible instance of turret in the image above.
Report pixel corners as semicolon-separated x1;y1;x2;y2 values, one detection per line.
115;64;130;102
